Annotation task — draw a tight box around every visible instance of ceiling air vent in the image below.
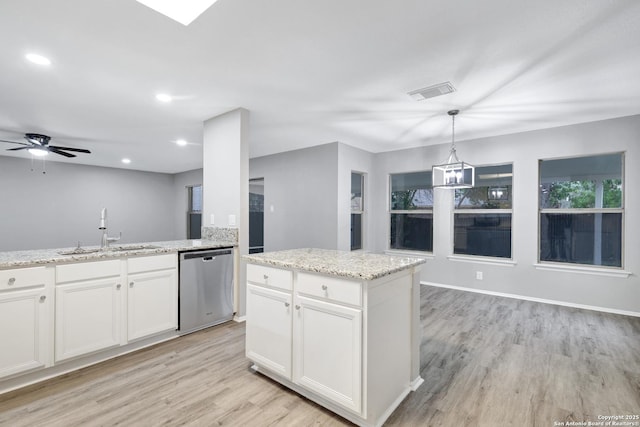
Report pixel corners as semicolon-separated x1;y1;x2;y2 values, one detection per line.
408;81;456;101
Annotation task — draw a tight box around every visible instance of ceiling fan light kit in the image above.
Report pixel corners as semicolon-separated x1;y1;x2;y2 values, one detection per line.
432;110;475;189
0;133;91;158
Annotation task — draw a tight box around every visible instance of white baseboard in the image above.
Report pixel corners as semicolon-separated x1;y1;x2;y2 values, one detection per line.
410;376;424;391
233;315;246;323
422;281;640;318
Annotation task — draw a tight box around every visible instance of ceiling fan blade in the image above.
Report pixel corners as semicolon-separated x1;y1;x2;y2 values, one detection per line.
49;148;76;158
6;146;31;151
49;145;91;154
0;139;29;146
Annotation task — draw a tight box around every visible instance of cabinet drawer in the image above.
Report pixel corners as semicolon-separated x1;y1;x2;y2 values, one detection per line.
56;259;121;283
247;264;292;291
128;254;176;274
0;266;49;291
297;273;362;307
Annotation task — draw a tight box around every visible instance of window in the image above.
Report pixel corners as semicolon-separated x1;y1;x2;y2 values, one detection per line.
249;178;264;254
539;153;623;268
351;172;364;250
389;171;433;252
454;164;513;258
187;185;202;239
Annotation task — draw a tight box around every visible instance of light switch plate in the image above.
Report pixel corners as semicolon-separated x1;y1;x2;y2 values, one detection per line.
210;214;215;225
228;214;236;226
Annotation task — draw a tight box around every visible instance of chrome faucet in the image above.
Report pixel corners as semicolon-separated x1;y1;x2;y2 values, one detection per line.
99;208;121;250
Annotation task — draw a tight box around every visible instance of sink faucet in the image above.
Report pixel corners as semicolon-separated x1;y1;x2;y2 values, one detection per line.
99;208;121;250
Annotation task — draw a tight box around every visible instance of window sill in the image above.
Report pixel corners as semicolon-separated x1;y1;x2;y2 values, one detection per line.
385;249;434;260
447;255;516;267
533;263;632;278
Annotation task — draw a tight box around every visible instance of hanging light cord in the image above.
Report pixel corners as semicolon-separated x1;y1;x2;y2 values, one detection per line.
447;110;460;163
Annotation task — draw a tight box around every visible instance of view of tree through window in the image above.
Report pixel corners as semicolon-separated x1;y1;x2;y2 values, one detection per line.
539;153;623;267
389;171;433;252
540;179;622;209
453;164;513;258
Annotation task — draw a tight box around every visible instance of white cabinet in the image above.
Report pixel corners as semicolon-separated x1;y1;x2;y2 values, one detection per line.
246;262;415;427
246;283;293;379
294;295;362;413
246;264;364;415
127;254;177;341
55;260;123;362
55;254;178;361
0;266;53;379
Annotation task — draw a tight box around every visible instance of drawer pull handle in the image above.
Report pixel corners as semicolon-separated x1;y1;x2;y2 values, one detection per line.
117;284;122;290
8;277;15;285
295;305;300;310
284;302;290;307
263;274;269;280
321;285;328;291
39;295;46;302
129;282;134;287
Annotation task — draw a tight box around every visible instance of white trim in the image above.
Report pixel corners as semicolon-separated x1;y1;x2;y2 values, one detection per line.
385;249;434;260
453;208;513;214
533;263;631;278
233;315;246;323
410;376;424;391
422;281;640;318
539;208;623;214
447;255;516;267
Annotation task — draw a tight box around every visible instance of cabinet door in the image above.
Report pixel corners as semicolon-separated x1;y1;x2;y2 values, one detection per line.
246;284;292;380
293;295;362;414
0;288;50;378
127;269;178;341
55;278;122;362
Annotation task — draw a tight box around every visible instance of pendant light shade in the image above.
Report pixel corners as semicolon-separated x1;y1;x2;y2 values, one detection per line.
433;110;475;189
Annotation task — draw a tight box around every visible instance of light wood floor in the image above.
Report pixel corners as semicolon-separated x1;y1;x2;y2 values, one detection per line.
1;286;639;427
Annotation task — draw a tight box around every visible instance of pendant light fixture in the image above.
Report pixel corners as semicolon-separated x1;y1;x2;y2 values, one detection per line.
432;109;475;189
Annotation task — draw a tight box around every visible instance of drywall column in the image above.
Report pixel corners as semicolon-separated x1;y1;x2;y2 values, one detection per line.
203;108;250;316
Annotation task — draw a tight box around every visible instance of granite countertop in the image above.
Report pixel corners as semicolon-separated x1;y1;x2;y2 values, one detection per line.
243;248;425;281
0;239;237;270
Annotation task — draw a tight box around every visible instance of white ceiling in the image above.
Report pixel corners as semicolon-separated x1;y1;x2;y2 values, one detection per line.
1;0;639;174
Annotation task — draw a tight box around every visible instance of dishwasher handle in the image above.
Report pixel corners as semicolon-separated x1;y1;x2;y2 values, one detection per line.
181;248;233;261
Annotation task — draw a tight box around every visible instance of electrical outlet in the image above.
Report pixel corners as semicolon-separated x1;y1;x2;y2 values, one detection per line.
210;214;215;225
476;271;483;280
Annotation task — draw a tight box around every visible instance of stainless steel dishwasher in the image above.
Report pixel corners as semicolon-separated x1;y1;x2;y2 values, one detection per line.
179;248;234;335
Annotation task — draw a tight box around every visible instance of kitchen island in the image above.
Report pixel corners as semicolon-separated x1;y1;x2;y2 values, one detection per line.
243;248;425;427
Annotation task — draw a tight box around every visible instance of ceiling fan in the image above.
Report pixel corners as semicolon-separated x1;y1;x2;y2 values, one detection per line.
0;133;91;158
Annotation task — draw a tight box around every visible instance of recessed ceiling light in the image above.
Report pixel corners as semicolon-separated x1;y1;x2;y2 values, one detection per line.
121;158;131;164
136;0;220;26
156;93;172;103
176;139;187;146
25;53;51;66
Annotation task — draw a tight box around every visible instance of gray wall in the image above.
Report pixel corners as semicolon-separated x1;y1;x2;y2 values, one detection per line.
371;114;640;314
172;168;203;240
0;157;177;251
250;142;339;251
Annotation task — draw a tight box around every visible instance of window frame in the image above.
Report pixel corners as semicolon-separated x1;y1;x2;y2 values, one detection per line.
350;172;365;251
186;184;203;239
452;163;514;260
388;170;434;254
537;152;625;270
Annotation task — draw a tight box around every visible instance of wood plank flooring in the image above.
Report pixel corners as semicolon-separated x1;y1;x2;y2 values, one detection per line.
1;285;639;427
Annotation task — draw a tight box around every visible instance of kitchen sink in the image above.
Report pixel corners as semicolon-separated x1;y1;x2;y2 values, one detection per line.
58;244;161;255
109;244;161;252
58;248;102;256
